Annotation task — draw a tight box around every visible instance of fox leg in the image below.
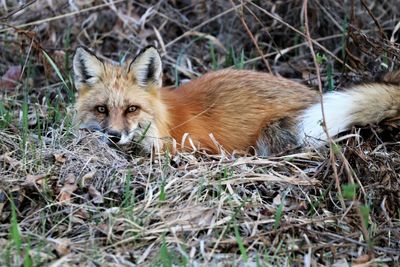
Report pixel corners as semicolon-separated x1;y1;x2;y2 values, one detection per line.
256;117;300;156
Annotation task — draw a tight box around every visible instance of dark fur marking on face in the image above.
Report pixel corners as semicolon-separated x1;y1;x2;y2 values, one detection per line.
124;122;131;135
122;113;130;135
101;115;109;132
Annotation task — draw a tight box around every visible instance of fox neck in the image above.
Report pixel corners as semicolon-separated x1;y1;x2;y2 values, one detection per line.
149;90;171;150
159;87;188;152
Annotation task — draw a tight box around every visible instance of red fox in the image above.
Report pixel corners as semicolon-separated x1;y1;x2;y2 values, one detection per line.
73;46;400;155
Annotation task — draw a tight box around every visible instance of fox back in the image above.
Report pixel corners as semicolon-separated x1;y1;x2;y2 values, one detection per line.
161;69;318;154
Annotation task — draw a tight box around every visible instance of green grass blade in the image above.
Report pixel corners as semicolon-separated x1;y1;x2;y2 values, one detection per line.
42;50;70;91
233;223;248;262
273;203;284;230
160;236;172;267
10;201;22;253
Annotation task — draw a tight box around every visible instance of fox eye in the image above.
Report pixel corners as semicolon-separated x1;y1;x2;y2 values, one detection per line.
96;105;107;114
127;105;139;113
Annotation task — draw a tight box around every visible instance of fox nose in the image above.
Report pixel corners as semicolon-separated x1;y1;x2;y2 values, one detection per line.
107;130;121;144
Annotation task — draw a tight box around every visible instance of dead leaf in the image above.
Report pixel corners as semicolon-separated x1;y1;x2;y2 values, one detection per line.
164;205;215;228
88;185;104;204
53;238;71;256
0;65;21;89
74;208;89;220
81;171;96;186
57;174;78;203
96;223;110;235
24;174;47;188
53;153;67;164
0;153;21;169
352;254;373;265
273;194;282;206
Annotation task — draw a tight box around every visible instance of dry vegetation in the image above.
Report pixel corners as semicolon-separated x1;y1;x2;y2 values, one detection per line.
1;0;400;266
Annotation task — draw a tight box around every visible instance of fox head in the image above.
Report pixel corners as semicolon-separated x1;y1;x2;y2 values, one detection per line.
73;46;168;152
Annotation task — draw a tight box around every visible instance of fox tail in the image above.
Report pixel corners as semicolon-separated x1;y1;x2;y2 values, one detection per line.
299;78;400;146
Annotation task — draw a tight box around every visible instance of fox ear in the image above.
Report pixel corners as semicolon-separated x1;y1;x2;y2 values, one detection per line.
73;47;104;90
128;46;162;88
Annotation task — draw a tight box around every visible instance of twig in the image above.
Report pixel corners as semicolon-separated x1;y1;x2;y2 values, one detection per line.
230;0;271;72
360;0;388;40
249;1;356;72
0;0;37;21
0;0;126;33
165;2;246;48
243;34;343;65
302;0;346;208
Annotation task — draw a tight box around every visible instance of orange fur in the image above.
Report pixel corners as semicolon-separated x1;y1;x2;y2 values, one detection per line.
161;69;318;153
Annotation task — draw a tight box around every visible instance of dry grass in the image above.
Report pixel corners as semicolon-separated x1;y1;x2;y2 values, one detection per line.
1;0;400;266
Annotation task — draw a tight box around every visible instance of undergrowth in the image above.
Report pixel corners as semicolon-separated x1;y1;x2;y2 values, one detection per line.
0;1;399;266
